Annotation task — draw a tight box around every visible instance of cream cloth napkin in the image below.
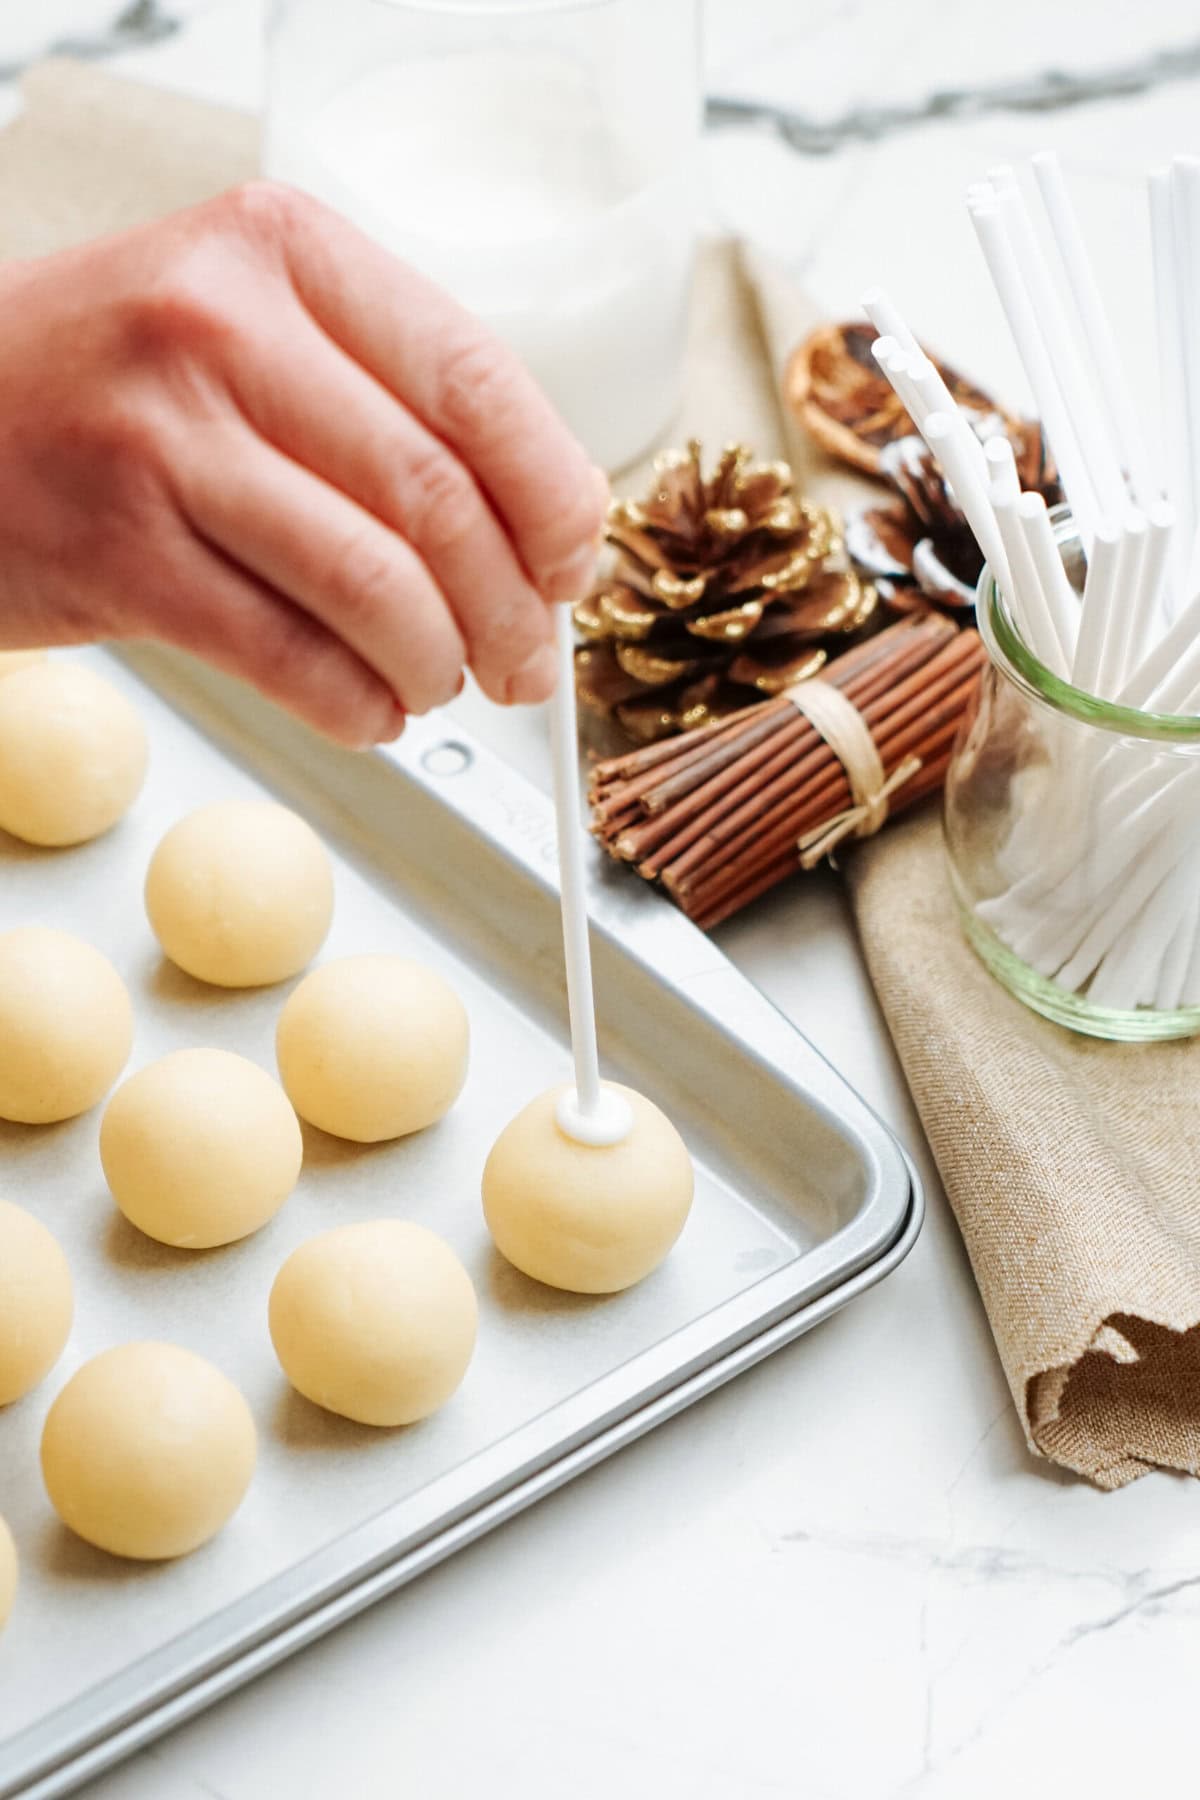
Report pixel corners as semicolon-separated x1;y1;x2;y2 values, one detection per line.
8;59;1200;1488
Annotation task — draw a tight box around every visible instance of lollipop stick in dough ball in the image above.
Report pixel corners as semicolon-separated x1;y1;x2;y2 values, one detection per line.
41;1343;256;1560
276;956;468;1142
0;928;132;1124
483;1083;694;1295
269;1221;477;1426
0;1518;17;1631
0;1201;73;1404
145;800;333;988
0;660;147;846
101;1049;303;1249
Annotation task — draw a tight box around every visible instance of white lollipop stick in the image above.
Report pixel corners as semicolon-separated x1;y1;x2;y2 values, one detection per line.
1094;510;1148;701
861;287;922;357
1174;158;1200;521
921;413;1012;604
1120;575;1200;711
549;604;632;1147
1031;150;1160;508
967;195;1099;555
1150;167;1193;606
988;170;1126;521
1014;489;1081;669
1071;521;1121;693
985;438;1070;673
870;336;923;422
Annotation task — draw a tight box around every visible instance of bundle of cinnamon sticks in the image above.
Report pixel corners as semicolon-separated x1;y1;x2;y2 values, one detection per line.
588;613;986;930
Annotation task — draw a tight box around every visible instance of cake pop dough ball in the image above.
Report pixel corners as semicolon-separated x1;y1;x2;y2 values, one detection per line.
41;1343;256;1560
0;928;133;1124
276;956;469;1143
0;649;45;678
269;1221;477;1426
101;1049;302;1249
0;1202;73;1404
483;1083;694;1294
0;661;147;846
0;1518;16;1631
145;800;334;988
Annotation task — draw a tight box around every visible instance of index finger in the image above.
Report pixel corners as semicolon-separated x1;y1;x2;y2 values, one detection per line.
256;184;608;601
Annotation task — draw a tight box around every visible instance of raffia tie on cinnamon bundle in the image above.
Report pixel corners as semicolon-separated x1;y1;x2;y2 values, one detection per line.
589;614;986;930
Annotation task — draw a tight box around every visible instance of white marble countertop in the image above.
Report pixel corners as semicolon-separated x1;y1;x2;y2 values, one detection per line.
6;4;1200;1796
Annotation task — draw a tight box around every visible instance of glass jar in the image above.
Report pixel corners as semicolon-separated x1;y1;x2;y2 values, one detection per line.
945;524;1200;1041
264;0;701;472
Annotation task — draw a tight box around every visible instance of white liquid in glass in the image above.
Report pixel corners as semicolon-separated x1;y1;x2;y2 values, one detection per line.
266;50;696;469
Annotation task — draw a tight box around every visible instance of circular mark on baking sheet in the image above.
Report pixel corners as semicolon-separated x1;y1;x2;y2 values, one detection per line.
422;742;473;778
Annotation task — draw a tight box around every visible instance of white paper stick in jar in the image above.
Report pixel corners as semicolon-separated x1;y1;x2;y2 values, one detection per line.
1173;158;1200;518
860;287;922;358
1134;501;1177;653
985;439;1071;673
921;413;1013;603
1086;865;1184;1011
1154;888;1200;1011
908;356;991;479
1014;490;1082;670
869;336;923;423
1031;150;1160;509
1182;893;1200;1005
1119;573;1200;709
988;169;1127;522
1071;522;1122;692
1053;813;1198;995
1150;167;1193;606
967;194;1099;556
548;603;632;1146
1094;510;1148;701
862;292;992;477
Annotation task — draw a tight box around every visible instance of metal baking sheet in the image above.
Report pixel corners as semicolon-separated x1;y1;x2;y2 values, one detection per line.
0;646;921;1799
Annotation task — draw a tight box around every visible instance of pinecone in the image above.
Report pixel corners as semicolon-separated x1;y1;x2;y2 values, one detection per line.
845;418;1061;612
574;441;877;744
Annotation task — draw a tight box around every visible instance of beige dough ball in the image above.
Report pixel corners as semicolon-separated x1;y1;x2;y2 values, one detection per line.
145;800;333;988
41;1342;256;1560
0;1201;73;1404
101;1048;302;1249
0;649;45;678
276;956;468;1143
0;1517;16;1631
0;661;147;846
270;1221;477;1426
483;1083;694;1294
0;928;133;1124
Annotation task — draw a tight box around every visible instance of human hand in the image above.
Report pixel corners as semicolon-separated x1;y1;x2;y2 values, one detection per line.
0;182;608;746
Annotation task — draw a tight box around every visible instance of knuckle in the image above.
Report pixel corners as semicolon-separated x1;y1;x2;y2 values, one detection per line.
543;485;604;569
324;522;400;631
433;333;523;444
67;399;168;507
219;178;309;243
401;445;480;558
266;611;329;697
118;253;241;371
469;594;546;663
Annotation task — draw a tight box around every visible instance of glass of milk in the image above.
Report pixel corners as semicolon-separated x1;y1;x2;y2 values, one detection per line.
265;0;701;471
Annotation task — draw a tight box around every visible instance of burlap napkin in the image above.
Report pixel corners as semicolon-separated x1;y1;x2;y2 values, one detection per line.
7;60;1200;1488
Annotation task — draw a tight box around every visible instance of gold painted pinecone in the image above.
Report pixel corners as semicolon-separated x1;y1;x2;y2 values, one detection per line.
574;440;878;744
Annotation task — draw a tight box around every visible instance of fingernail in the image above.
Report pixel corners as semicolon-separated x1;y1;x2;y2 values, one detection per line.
505;642;559;705
543;544;600;605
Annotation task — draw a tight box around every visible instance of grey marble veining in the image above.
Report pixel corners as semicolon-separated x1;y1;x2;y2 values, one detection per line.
707;28;1200;153
0;0;178;87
